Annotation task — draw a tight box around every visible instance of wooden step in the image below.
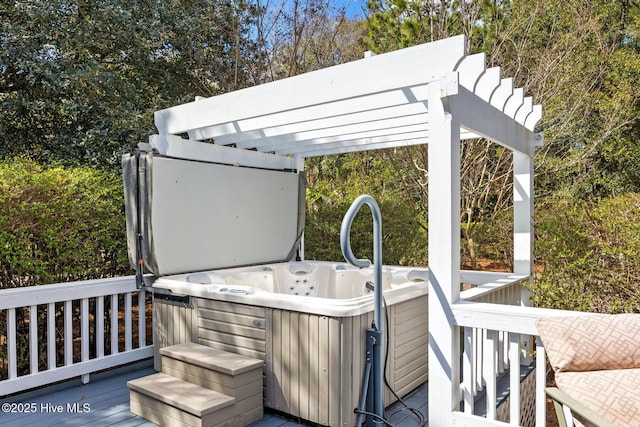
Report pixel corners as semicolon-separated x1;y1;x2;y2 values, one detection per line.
129;372;263;426
129;343;264;426
129;373;238;426
160;342;263;400
160;342;263;375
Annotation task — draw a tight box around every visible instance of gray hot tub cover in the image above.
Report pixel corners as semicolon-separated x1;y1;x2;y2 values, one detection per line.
122;150;306;279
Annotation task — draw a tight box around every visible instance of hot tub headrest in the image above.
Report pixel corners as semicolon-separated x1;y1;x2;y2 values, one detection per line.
186;272;226;284
406;269;429;282
289;262;314;275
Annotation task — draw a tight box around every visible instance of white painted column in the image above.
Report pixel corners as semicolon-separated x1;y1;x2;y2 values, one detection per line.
513;151;534;365
513;151;533;278
428;81;462;426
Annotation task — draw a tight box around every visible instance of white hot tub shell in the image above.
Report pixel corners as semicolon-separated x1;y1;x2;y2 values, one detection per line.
123;151;429;426
153;261;428;426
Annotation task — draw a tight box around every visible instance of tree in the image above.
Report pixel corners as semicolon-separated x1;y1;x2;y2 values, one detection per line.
364;1;518;268
533;193;640;313
255;0;366;80
0;0;260;167
0;158;129;287
365;0;498;53
304;151;430;265
363;0;640;269
491;0;640;199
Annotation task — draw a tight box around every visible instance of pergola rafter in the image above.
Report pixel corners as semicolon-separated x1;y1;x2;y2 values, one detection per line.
153;35;541;159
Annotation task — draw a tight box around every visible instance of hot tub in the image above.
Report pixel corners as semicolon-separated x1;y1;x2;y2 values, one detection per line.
123;154;429;426
152;261;429;426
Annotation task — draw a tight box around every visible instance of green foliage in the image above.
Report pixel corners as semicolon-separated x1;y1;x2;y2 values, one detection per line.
492;0;640;199
0;0;259;167
305;199;429;266
0;0;638;327
365;0;510;54
0;158;129;287
461;210;513;270
304;152;428;266
365;0;640;201
532;194;640;313
364;0;640;280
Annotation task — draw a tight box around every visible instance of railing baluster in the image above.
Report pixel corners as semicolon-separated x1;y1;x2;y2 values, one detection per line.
97;295;104;358
503;331;510;371
8;308;17;379
470;327;478;396
47;302;56;370
29;305;38;374
138;289;146;347
476;328;484;392
111;294;118;354
64;300;72;366
81;298;90;384
535;336;546;427
463;327;474;414
0;277;153;397
484;330;497;420
125;292;132;351
452;288;588;426
509;333;520;425
497;331;505;374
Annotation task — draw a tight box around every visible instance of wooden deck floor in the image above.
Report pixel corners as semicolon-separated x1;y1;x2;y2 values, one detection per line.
0;360;428;427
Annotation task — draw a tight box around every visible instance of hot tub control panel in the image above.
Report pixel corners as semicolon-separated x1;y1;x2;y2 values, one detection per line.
207;285;256;295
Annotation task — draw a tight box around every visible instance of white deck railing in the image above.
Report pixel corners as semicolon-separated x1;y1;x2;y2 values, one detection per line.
0;271;582;426
0;276;153;396
455;273;585;426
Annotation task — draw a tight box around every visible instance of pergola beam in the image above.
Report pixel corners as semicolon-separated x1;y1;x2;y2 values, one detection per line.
155;36;467;137
448;85;538;157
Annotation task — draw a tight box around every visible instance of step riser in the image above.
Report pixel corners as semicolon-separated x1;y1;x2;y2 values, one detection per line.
162;355;263;399
163;364;263;401
160;342;264;376
128;373;235;416
131;390;263;427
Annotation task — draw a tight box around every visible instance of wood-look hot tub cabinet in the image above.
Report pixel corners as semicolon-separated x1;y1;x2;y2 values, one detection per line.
153;292;428;427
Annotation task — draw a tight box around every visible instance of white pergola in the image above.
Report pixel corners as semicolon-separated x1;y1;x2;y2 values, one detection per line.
151;34;542;425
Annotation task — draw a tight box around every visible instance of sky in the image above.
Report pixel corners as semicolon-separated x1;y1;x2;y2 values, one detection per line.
339;0;368;19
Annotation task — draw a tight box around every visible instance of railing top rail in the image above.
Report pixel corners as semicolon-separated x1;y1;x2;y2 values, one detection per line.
460;270;518;285
460;273;529;301
453;301;591;335
0;276;138;310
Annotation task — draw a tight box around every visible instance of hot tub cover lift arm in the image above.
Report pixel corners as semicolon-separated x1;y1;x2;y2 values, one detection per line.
341;195;384;426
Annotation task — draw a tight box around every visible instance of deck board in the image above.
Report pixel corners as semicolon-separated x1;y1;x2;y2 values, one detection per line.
1;360;428;426
0;362;158;427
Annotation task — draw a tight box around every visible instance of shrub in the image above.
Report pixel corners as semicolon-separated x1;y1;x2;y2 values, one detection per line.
461;209;514;271
0;158;129;287
304;198;429;266
532;193;640;313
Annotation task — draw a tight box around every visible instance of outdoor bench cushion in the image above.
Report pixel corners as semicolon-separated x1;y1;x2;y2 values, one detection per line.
536;314;640;373
537;314;640;427
555;368;640;426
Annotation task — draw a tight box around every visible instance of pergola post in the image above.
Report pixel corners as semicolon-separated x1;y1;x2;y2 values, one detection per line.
427;81;461;426
513;151;534;278
514;150;535;365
